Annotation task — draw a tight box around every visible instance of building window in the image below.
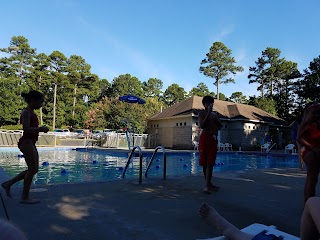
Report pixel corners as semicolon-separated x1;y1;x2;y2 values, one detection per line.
157;124;159;127
151;125;153;128
176;123;178;127
248;126;251;129
196;122;198;126
180;122;182;126
184;122;186;126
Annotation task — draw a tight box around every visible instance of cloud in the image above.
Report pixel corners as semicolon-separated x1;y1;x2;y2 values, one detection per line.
210;25;235;44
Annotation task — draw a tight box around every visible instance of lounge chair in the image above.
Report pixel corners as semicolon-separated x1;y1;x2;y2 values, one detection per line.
193;141;199;150
285;144;295;154
218;143;225;151
197;223;299;240
261;143;270;153
224;143;233;151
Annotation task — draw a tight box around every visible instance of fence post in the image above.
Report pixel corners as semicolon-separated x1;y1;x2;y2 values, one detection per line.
116;133;119;148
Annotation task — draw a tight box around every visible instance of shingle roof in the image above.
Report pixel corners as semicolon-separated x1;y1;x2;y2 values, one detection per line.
149;96;287;125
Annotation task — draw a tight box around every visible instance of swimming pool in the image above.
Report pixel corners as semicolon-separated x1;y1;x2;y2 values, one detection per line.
0;148;299;185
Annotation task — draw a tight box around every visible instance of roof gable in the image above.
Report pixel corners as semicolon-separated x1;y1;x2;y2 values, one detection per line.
149;96;287;125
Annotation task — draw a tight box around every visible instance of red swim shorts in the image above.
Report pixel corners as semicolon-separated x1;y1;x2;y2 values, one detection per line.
198;132;218;166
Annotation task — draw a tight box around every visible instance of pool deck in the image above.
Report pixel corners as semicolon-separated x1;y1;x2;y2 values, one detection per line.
0;167;313;240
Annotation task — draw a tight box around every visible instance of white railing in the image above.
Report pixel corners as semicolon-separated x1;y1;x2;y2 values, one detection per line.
100;133;149;149
0;130;150;148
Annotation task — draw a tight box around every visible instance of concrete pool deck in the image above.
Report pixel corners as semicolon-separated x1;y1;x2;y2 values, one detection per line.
0;168;313;240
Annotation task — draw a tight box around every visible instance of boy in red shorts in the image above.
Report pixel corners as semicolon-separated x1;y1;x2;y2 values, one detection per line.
198;96;222;194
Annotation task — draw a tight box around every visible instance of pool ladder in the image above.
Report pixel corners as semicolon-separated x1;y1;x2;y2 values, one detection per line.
122;146;167;184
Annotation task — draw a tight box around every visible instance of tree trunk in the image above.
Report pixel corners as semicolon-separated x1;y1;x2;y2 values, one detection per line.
40;108;43;126
39;76;43;125
53;83;57;130
216;79;219;100
270;74;274;97
72;84;77;118
20;61;23;80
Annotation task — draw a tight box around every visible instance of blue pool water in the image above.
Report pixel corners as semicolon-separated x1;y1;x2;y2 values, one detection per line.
0;148;299;185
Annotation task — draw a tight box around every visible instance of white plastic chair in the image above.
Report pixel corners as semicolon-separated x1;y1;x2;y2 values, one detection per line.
197;223;299;240
193;141;199;150
261;143;270;152
218;143;226;151
224;143;233;151
285;144;295;154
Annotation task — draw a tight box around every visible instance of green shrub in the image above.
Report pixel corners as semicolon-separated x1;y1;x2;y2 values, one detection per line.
1;125;23;130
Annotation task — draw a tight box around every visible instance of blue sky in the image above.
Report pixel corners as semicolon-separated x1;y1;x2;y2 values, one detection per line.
1;0;320;98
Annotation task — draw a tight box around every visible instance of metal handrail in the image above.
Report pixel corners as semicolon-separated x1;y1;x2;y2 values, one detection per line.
145;146;167;180
85;139;94;149
269;143;277;152
122;146;143;184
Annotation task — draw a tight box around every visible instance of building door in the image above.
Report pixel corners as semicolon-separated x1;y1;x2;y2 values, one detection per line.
161;127;173;148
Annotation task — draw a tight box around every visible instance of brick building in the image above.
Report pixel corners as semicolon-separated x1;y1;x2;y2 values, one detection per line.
147;96;290;150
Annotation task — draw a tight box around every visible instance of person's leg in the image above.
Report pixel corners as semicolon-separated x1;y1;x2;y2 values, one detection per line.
300;197;320;240
19;140;39;203
297;143;303;170
304;152;320;204
205;165;214;188
203;166;207;180
207;140;219;191
199;203;253;240
1;170;28;198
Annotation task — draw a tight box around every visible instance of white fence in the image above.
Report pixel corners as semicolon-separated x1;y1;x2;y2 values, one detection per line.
0;130;150;149
100;133;149;149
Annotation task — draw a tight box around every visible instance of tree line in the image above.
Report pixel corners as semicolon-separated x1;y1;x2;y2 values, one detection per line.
0;36;319;133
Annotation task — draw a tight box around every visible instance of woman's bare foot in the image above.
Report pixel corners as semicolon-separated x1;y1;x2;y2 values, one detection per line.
199;203;231;232
199;203;254;240
199;203;219;223
1;182;12;198
20;198;40;204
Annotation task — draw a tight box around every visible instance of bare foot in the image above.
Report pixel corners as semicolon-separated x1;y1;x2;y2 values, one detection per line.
20;198;40;204
203;187;211;194
199;203;230;232
199;203;216;219
199;203;254;240
209;183;220;192
1;182;12;198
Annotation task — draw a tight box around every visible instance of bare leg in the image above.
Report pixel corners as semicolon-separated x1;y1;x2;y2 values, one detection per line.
203;166;207;180
18;140;40;204
304;152;320;204
206;165;220;190
1;170;28;198
205;165;213;189
297;143;303;170
199;203;253;240
300;197;320;240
